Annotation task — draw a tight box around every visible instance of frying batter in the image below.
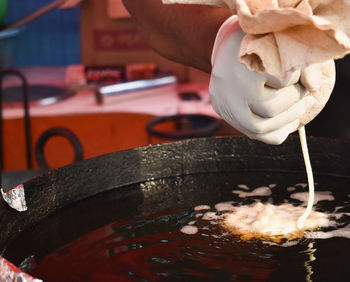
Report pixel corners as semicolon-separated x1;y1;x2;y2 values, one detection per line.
182;126;331;242
221;126;329;241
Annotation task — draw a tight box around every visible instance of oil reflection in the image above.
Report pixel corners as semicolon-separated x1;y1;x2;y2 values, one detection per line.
303;241;316;282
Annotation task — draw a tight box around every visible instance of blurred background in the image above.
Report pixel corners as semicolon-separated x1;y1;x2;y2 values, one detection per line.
0;0;349;179
6;0;81;66
0;0;237;180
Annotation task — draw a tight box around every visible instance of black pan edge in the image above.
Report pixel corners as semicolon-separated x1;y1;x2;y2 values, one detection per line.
0;136;349;252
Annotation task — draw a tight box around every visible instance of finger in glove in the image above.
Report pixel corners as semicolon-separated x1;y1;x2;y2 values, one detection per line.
300;63;322;92
249;83;306;118
239;95;316;134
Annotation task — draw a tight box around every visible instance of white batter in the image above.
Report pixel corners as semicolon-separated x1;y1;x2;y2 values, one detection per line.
181;127;335;242
223;202;329;242
222;126;328;241
297;126;315;229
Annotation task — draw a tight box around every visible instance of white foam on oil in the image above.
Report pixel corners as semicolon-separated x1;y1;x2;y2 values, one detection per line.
290;191;334;205
202;212;219;221
295;183;308;188
223;202;329;241
215;201;235;212
194;205;211;211
238;184;250;190
181;225;198;235
233;186;272;198
306;224;350;240
182;187;347;243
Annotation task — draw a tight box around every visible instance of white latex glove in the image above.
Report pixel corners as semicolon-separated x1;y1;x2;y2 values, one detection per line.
59;0;83;9
209;16;334;145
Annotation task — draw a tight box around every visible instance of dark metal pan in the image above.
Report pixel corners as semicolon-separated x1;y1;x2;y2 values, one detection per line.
0;136;349;280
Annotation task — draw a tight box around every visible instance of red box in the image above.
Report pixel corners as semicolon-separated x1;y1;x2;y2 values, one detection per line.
81;0;188;82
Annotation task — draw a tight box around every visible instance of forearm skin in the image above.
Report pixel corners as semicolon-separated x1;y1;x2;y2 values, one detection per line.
122;0;232;73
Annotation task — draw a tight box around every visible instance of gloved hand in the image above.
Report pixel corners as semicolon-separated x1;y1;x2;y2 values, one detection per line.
209;16;335;145
59;0;83;9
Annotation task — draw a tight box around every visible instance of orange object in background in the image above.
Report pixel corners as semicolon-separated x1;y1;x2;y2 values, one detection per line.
3;112;240;171
3;113;155;171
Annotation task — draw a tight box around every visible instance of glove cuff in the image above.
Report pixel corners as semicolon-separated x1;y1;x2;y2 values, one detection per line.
211;15;240;66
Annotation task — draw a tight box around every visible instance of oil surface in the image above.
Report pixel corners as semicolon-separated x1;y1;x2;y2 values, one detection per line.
5;172;350;282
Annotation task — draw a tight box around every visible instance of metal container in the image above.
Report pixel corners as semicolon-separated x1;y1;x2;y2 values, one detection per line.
0;137;349;280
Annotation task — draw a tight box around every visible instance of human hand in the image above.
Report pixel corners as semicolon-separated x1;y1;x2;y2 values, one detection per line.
209;16;335;145
59;0;83;9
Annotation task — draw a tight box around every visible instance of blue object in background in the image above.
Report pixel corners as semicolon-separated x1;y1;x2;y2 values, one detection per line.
6;0;81;66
